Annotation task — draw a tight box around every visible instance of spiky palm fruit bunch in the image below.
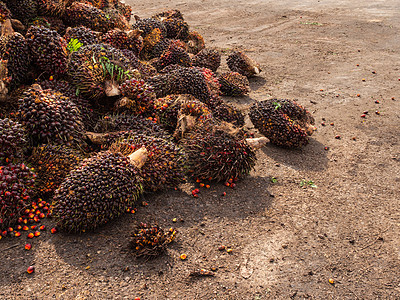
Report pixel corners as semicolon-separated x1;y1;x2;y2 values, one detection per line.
150;38;172;59
140;27;163;60
116;78;156;115
192;48;221;72
52;151;143;232
31;16;66;35
64;26;99;47
114;1;132;22
218;72;250;96
162;18;189;40
132;17;166;38
186;31;205;54
29;144;83;196
37;78;95;130
103;7;130;31
37;0;66;17
180;123;256;182
0;118;27;164
68;44;131;99
227;51;261;78
196;67;221;101
0;32;30;90
0;162;36;231
249;99;316;148
101;29;143;56
26;26;68;77
110;134;186;192
93;114;169;138
6;0;37;25
130;223;177;258
0;2;11;23
83;0;111;10
213;102;245;127
153;94;213;134
63;2;111;32
152;40;191;71
17;85;84;146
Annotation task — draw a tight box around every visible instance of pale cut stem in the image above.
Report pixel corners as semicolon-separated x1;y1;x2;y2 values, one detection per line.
128;146;148;169
104;80;121;97
246;137;268;150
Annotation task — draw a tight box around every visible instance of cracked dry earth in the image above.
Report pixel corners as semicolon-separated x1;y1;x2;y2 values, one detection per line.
1;0;400;299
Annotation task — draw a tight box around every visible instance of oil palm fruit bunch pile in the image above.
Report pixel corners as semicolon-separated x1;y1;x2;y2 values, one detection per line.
249;99;316;148
0;162;36;231
16;84;84;147
0;118;27;164
180;122;257;182
52;149;146;233
130;223;177;258
101;29;143;56
26;25;68;77
109;133;186;192
29;144;84;196
218;72;250;96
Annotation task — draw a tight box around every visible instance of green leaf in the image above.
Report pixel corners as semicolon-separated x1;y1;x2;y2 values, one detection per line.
270;177;277;183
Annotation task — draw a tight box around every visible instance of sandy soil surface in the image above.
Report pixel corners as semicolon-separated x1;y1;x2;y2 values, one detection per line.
1;0;399;299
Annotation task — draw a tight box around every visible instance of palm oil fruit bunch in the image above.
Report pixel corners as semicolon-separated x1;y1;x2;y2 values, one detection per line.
152;95;182;133
93;114;170;140
180;123;256;182
37;0;66;17
249;99;316;148
130;223;177;258
152;40;191;71
101;29;143;56
63;2;112;32
113;1;132;22
0;2;10;23
115;78;156;115
68;43;131;99
132;17;166;39
0;31;31;90
0;162;36;231
192;48;221;72
212;102;245;127
16;84;84;147
103;6;130;31
64;26;99;47
0;118;27;164
186;31;205;54
218;72;250;97
152;10;189;40
29;144;84;196
52;149;146;233
227;51;261;77
109;133;186;192
6;0;37;25
26;25;68;77
31;16;67;35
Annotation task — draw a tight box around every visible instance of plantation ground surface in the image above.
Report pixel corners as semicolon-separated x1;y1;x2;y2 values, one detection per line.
1;0;400;299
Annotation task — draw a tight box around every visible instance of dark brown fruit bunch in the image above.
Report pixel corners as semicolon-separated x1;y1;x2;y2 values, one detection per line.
17;85;84;146
26;25;68;76
101;29;143;56
37;0;66;17
161;17;189;40
6;0;37;25
82;0;110;10
249;99;315;148
52;151;143;232
130;223;177;258
93;114;169;139
152;40;191;71
29;144;83;196
64;26;99;47
68;44;131;99
0;162;36;231
103;6;130;30
110;134;186;192
63;2;112;32
227;51;261;78
186;31;205;55
218;72;250;96
116;78;156;115
149;38;172;59
31;16;66;35
0;32;30;90
192;48;221;72
180;123;256;182
114;1;132;22
0;2;11;23
212;102;245;127
140;28;164;60
0;118;27;164
132;17;166;38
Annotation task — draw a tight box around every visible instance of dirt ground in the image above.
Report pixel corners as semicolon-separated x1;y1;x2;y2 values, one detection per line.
1;0;400;299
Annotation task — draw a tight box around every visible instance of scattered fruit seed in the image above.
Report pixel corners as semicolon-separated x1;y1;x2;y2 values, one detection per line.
324;147;329;151
362;78;365;81
27;233;34;239
356;94;360;97
375;111;380;115
222;192;227;196
330;122;334;126
352;137;357;141
230;183;236;189
199;183;205;187
22;226;29;231
180;254;187;260
25;243;32;250
335;135;341;139
329;278;335;284
218;245;226;251
375;100;380;104
31;225;36;230
227;248;233;253
205;185;210;189
172;218;177;223
321;122;325;126
39;225;45;230
34;231;41;237
361;114;366;118
50;228;57;234
27;266;35;274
